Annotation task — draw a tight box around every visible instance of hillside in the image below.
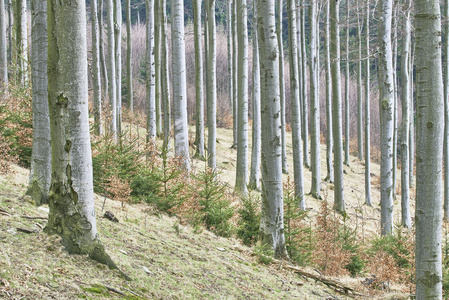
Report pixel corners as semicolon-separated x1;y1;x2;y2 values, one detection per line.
0;126;413;299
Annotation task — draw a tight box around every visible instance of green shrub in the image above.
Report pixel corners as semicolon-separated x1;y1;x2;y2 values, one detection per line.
237;192;260;246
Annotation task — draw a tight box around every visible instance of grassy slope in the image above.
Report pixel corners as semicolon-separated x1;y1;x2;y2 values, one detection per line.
0;126;412;299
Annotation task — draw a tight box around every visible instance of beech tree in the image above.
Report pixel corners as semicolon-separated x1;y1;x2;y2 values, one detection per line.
364;0;371;206
258;0;286;257
114;0;122;134
378;0;394;235
231;0;238;148
107;0;117;139
46;0;117;269
126;0;133;112
91;0;102;135
278;0;288;174
444;0;449;221
160;0;171;150
300;1;309;169
27;0;50;206
324;0;333;183
331;0;344;213
12;0;27;83
356;0;363;161
344;0;350;166
0;0;7;85
415;0;444;296
146;0;156;139
234;0;248;195
172;0;190;170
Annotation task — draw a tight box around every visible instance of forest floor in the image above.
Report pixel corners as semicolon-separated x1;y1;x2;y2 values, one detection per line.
0;126;413;299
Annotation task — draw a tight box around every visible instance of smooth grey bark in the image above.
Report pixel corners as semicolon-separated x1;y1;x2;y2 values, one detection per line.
154;0;162;136
409;42;415;187
344;0;350;166
287;0;304;209
107;0;117;139
99;0;108;98
114;0;122;135
258;0;286;257
12;0;27;83
231;0;238;148
235;0;249;195
193;0;205;160
400;0;411;228
356;0;363;161
278;0;288;174
206;0;217;168
126;0;133;112
249;0;260;191
378;0;394;236
161;0;171;150
7;0;11;65
91;0;102;136
445;0;449;221
0;0;7;85
300;2;309;169
309;0;320;199
364;0;371;206
146;0;156;139
324;0;333;183
391;3;398;198
415;0;444;297
331;0;344;213
46;0;117;269
171;0;190;171
27;0;50;206
227;0;233;117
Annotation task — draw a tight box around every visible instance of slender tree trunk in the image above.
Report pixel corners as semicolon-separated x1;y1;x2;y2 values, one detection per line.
227;0;233;119
91;0;102;136
7;0;11;66
444;0;449;221
171;0;190;171
364;0;371;206
161;0;171;151
400;0;411;228
344;0;350;166
12;0;27;84
356;0;363;161
288;0;305;209
99;0;108;98
27;0;50;206
409;42;415;187
0;0;8;85
378;0;395;236
46;0;117;269
415;0;444;297
206;0;217;169
193;0;205;160
146;0;156;139
107;0;117;139
154;0;162;136
331;0;344;213
126;0;133;112
300;1;309;169
114;0;122;135
235;0;249;195
309;0;320;199
324;0;333;183
249;0;260;191
258;0;286;257
278;0;288;174
391;3;398;199
231;0;238;149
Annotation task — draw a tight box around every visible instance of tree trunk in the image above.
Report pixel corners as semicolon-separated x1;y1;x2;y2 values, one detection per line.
146;0;156;139
0;0;7;85
344;0;350;166
400;0;411;228
324;0;333;183
391;3;398;199
278;0;288;174
126;0;133;112
27;0;50;206
364;0;371;206
107;0;117;139
356;0;363;161
227;0;233;127
409;42;415;187
378;0;394;236
287;0;305;209
231;0;238;149
444;0;449;221
12;0;27;84
171;0;190;171
46;0;116;269
258;0;286;257
235;0;248;195
249;0;260;191
91;0;102;136
300;1;309;169
154;0;162;136
309;0;320;199
161;0;171;151
193;0;205;160
114;0;122;135
99;0;108;98
331;0;344;213
415;0;444;297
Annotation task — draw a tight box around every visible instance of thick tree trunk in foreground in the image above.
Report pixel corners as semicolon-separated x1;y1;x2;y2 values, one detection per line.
27;0;50;206
415;0;444;297
234;0;248;195
288;0;304;209
378;0;394;236
331;0;344;213
258;0;286;257
46;0;117;269
171;0;190;171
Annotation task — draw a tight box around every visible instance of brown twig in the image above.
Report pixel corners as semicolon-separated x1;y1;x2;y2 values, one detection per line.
21;215;47;220
103;285;126;296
